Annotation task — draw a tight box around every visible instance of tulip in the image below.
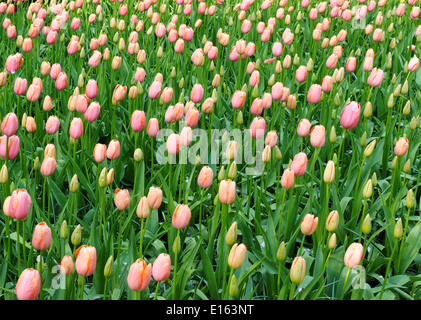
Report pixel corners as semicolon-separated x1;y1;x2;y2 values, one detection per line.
166;133;180;155
8;188;31;220
326;210;339;232
147;187;163;209
113;85;127;102
136;196;149;219
344;242;364;268
198;166;214;189
1;113;18;137
297;119;311;137
60;256;74;275
114;188;130;211
265;130;278;148
307;84;322;104
340;101;361;130
55;72;68;91
394;137;409;157
295;66;307;83
127;258;152;291
228;243;247;269
147;118;159;137
231;90;246;109
40;155;57;177
290;256;306;285
107;139;120;159
75;245;97;276
190;83;204;103
152;253;171;282
290;152;308;176
301;214;318;235
32;222;52;251
218;179;236;204
408;56;419;72
310;125;325;148
249;117;266;139
84;102;101;122
85;79;98;99
69;117;83;139
172;204;192;229
367;68;384;87
323;160;335;183
148;80;162;99
15;268;41;300
14;77;27;95
45;116;60;134
131;110;146;132
0;135;20;160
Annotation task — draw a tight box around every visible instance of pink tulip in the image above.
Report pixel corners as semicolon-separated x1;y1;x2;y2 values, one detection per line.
367;68;384;87
297;119;311;137
15;268;40;300
45;115;60;134
147;118;159;138
249;117;266;139
198;166;213;189
310;125;326;148
172;204;191;229
290;152;308;177
340;101;361;130
32;222;52;250
190;83;204;103
0;135;19;160
40;155;57;176
148;80;162;100
127;258;152;291
84;102;101;122
281;168;295;189
8;188;31;220
69;117;83;139
75;245;97;276
1;113;18;137
307;84;322;104
85;79;98;99
152;253;171;282
166;133;180;155
107;139;120;159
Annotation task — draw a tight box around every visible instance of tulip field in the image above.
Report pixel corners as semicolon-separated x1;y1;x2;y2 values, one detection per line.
1;0;421;302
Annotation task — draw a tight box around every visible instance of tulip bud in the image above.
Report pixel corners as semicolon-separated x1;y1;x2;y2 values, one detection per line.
60;220;68;239
34;157;40;171
134;148;143;162
329;126;337;144
394;218;403;239
218;166;225;181
326;210;339;232
172;233;181;254
104;256;114;278
71;224;82;246
69;174;79;192
262;145;271;162
99;167;108;187
362;214;372;235
391;156;398;169
363;179;373;199
328;233;337;249
364;102;372;118
387;93;394;109
227;161;237;179
228;243;247;269
274;146;282;160
276;241;286;262
237;111;243;125
323;160;335;183
364;139;376;157
225;221;237;246
107;168;114;186
360;131;367;147
403;101;411;115
229;274;238;298
290;256;306;285
403;159;411;173
402;80;408;94
406;189;414;209
0;165;8;184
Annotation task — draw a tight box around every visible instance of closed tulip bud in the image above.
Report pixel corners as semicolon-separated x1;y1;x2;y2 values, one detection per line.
290;256;306;284
172;233;181;254
406;189;414;209
363;139;376;157
69;174;79;192
147;186;163;210
34;157;40;171
274;146;282;161
218;166;225;181
134;148;143;162
0;164;8;184
403;101;411;115
360;132;367;147
114;188;130;211
228;161;237;179
392;218;403;239
229;274;238;297
363;102;372;118
262;145;271;162
98;167;108;187
71;224;82;246
323;160;335;183
104;256;114;279
363;179;373;198
334;94;340;107
60;220;68;239
329;126;337;144
276;241;286;262
32;222;52;251
326;210;339;232
362;214;372;235
228;243;247;269
226;222;238;246
394;137;409;157
403;159;411;173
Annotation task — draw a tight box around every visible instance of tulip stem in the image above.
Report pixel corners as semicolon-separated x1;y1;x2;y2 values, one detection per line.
17;219;21;276
298;235;306;257
289;282;296;300
80;275;85;300
396;206;412;273
379;239;398;300
340;266;352;300
198;188;204;239
284;186;295;240
153;281;160;300
308;148;318;216
103;279;108;300
139;217;144;258
116;209;124;287
172;229;180;300
226;268;234;300
358;198;368;243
